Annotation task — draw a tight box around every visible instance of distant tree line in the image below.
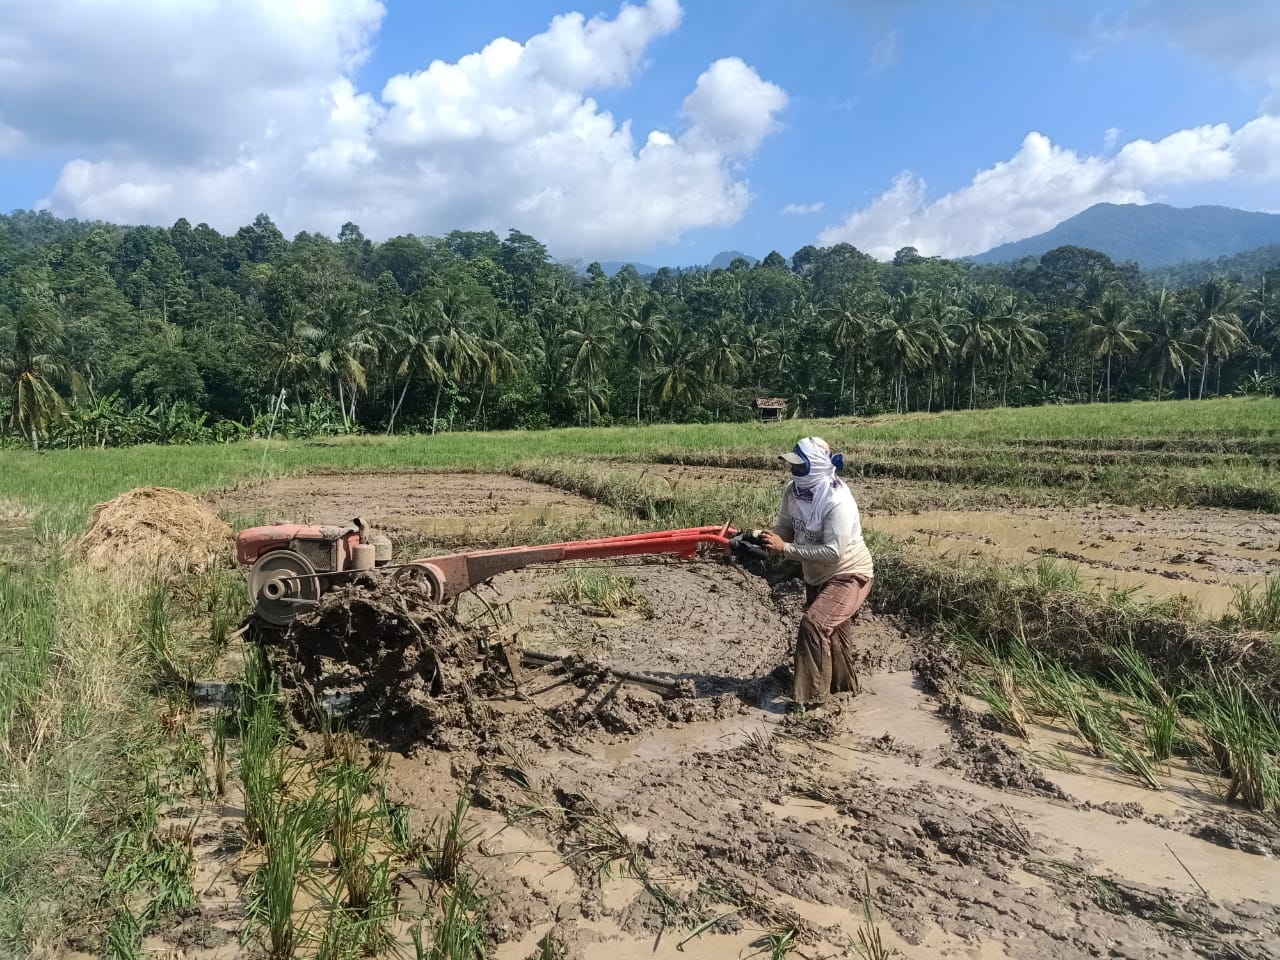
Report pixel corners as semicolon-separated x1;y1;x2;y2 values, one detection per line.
1;209;1277;448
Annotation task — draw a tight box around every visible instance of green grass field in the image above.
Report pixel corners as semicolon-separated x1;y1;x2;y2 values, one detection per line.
3;397;1277;538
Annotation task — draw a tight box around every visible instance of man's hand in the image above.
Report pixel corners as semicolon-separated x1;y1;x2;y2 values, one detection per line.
759;530;787;554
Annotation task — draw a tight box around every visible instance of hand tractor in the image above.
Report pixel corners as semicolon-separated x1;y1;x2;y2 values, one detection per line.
236;518;768;627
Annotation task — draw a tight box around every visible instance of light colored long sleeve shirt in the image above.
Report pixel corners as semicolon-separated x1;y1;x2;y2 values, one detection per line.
773;482;874;586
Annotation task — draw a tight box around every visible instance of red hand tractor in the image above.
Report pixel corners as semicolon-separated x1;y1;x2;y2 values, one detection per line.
235;518;767;627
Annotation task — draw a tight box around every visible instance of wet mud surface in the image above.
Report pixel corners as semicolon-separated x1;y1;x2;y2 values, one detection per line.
215;471;600;539
874;505;1280;616
282;562;1279;960
169;504;1280;960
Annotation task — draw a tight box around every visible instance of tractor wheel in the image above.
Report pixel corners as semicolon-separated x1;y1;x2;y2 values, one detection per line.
248;549;321;627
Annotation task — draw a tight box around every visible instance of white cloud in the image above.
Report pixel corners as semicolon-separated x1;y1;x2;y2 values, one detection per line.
820;116;1280;259
869;30;899;73
3;0;787;258
0;0;385;159
680;57;787;155
781;202;825;216
1075;1;1280;111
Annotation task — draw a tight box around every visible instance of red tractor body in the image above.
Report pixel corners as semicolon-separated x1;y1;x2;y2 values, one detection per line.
236;518;759;628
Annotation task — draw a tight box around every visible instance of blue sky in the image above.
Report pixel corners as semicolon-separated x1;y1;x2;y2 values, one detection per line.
1;0;1277;264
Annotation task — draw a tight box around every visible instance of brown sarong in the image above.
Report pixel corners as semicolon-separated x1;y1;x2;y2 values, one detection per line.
793;574;873;705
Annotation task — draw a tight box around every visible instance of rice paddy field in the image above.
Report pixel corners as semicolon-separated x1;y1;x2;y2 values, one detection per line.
2;396;1279;960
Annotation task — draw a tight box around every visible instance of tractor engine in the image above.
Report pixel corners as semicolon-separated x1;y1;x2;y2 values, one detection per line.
236;519;392;626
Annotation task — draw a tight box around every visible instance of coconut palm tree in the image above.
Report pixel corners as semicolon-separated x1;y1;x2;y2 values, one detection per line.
825;286;878;414
1242;274;1279;375
472;312;526;427
426;288;483;433
993;301;1046;406
652;326;706;419
1189;277;1247;399
1;303;83;449
916;292;958;411
265;300;316;398
310;291;383;430
1136;289;1193;395
560;301;613;426
1085;292;1145;402
949;286;1002;409
703;314;746;385
617;294;667;423
874;292;930;413
384;300;444;435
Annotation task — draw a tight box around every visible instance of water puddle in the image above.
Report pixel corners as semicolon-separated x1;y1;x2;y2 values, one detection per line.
847;671;953;753
596;714;776;765
813;740;1280;903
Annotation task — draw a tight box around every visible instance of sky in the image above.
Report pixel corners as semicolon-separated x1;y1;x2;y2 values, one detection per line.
1;0;1278;266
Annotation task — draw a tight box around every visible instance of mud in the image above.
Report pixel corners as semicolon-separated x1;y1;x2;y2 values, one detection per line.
215;471;600;540
874;504;1280;616
171;542;1279;960
266;573;512;752
457;560;799;690
266;562;802;754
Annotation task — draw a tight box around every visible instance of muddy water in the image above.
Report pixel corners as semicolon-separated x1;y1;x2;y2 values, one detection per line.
492;674;1279;960
871;506;1280;616
214;471;599;538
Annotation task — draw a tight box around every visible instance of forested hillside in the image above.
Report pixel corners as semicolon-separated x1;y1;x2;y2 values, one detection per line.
974;203;1280;268
1;209;1277;448
1146;243;1280;288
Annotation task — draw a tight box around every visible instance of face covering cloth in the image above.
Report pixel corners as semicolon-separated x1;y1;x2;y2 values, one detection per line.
788;436;854;533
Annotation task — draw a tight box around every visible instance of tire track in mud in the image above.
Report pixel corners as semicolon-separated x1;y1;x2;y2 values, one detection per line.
505;721;1280;960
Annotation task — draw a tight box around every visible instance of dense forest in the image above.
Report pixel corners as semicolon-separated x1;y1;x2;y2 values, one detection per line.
1;209;1277;448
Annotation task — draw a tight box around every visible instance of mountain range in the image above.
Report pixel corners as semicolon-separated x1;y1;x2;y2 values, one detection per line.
971;203;1280;268
594;250;759;277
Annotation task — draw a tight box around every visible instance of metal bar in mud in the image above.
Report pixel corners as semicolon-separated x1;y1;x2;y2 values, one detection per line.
520;650;684;695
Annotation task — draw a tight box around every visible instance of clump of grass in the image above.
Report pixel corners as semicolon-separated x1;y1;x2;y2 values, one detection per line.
1140;698;1183;762
742;726;777;756
173;727;210;796
1226;576;1280;632
849;874;900;960
1191;674;1280;812
750;926;798;960
412;873;486;960
211;708;231;798
380;793;415;858
319;760;397;951
202;566;249;656
104;810;197;934
247;793;326;960
968;667;1031;739
106;908;144;960
0;562;171;955
548;568;651;617
1024;748;1080;774
1027;557;1081;593
422;788;480;886
535;930;565;960
238;667;286;846
140;579;185;688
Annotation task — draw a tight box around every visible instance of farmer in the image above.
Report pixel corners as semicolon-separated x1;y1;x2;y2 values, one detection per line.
759;436;874;706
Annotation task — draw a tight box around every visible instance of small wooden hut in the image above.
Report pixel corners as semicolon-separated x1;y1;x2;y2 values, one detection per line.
752;397;788;423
